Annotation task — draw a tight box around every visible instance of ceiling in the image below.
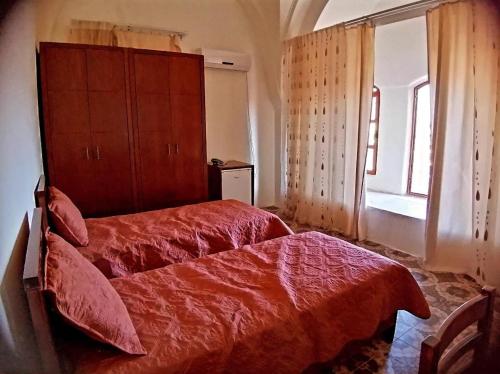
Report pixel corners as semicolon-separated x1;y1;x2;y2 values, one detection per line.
280;0;328;39
315;0;419;30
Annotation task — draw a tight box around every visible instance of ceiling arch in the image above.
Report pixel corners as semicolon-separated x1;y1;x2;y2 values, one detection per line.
280;0;328;40
315;0;419;30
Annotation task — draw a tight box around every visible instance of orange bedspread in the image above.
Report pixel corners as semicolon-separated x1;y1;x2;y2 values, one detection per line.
73;231;430;374
79;200;293;278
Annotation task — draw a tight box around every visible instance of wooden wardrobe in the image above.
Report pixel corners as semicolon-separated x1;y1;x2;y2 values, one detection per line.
39;42;207;217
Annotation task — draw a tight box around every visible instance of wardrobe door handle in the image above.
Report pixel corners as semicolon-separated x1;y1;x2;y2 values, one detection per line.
167;144;171;156
96;146;101;160
175;144;179;154
85;147;90;160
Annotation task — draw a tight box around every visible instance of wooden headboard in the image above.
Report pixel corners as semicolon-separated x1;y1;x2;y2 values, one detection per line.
34;174;48;228
23;176;62;374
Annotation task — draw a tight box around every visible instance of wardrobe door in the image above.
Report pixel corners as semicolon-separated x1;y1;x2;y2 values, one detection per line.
41;45;96;214
168;55;207;204
131;52;176;210
86;48;136;216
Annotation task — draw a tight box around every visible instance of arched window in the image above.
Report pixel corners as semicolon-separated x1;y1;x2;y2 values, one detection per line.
367;86;380;175
408;81;431;196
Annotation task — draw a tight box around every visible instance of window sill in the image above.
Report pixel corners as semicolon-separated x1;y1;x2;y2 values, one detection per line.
366;190;427;220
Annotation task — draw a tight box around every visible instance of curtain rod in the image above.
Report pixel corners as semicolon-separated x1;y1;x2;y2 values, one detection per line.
343;0;446;27
288;0;452;41
71;19;187;39
113;23;187;39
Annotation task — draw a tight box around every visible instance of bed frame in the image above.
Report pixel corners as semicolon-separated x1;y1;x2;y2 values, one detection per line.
24;174;397;374
23;175;62;373
33;174;48;220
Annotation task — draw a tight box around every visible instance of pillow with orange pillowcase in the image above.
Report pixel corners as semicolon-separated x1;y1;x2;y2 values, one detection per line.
47;186;89;246
44;231;146;355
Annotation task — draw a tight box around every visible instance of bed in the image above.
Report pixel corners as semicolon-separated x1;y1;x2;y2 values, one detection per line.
34;176;293;278
24;207;430;374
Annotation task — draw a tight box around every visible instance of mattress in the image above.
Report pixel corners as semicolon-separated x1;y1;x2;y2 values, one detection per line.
70;231;430;374
78;199;294;278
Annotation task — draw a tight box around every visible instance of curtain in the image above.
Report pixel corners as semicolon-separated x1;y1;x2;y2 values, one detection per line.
114;30;181;52
281;24;374;238
426;0;500;288
69;20;182;52
69;20;116;46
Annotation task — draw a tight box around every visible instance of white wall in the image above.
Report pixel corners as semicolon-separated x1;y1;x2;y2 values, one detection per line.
205;69;251;163
37;0;280;207
366;207;425;257
0;1;43;372
367;16;428;194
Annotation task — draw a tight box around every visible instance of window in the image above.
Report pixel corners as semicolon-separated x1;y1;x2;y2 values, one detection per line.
366;86;380;175
408;81;431;196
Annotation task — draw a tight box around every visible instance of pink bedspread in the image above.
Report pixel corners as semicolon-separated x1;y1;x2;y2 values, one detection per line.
72;231;430;374
79;200;293;278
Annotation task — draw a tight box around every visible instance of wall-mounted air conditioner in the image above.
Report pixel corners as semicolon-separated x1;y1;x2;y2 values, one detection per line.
196;48;251;72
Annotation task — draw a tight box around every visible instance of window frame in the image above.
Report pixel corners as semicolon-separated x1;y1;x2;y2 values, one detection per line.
367;86;380;175
407;80;430;197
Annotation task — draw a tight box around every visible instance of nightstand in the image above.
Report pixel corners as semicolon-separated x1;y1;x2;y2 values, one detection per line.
208;161;254;205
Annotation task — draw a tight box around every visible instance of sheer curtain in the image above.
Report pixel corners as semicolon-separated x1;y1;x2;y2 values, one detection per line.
69;20;182;52
281;24;374;238
426;0;500;288
114;31;181;52
69;20;116;46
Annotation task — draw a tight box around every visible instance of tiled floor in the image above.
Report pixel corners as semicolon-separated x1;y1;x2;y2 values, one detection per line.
266;207;500;374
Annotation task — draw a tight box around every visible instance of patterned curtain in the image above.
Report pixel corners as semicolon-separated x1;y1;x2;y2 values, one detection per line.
425;0;500;288
281;24;374;238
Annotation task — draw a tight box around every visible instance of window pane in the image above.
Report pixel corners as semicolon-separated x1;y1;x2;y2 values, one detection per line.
410;83;431;195
368;122;376;146
366;148;374;172
368;86;380;175
370;96;378;121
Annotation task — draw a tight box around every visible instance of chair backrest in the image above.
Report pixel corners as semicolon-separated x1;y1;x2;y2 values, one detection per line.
418;286;496;374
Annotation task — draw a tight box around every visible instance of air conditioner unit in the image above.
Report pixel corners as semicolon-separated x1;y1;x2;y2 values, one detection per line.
196;48;251;72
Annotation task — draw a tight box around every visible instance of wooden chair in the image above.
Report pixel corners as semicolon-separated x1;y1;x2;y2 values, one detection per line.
418;286;496;374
